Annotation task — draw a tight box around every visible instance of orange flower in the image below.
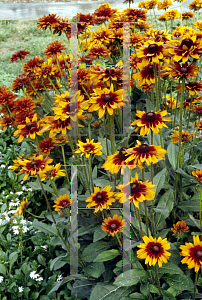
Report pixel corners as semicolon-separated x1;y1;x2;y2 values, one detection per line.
53;194;71;211
101;214;126;237
192;169;202;183
171;220;189;234
11;50;30;62
37;14;61;30
44;41;66;59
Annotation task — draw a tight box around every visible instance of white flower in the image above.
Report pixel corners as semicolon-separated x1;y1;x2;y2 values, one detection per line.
22;226;29;233
7;166;12;169
20;219;27;225
18;286;24;292
27;188;32;192
41;245;48;250
0;276;3;283
16;191;23;195
57;275;63;282
13;219;17;224
30;271;38;279
13;229;19;235
1;165;6;168
8;209;18;214
10;192;13;194
36;276;43;282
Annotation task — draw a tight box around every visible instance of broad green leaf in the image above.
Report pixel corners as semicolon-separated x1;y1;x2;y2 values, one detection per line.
93;178;111;188
149;285;160;295
190;164;202;169
155;189;174;230
50;255;67;271
90;283;133;300
78;223;98;236
72;279;96;299
162;290;177;300
114;269;148;287
153;168;166;196
37;254;46;267
162;274;194;294
129;293;147;299
83;262;105;278
93;225;108;242
31;292;39;300
92;166;97;179
27;180;54;193
93;250;121;262
178;200;200;212
146;99;155;112
48;277;71;295
9;252;18;267
33;220;58;236
157;262;183;277
0;264;7;276
176;168;193;180
167;143;178;170
81;241;112;262
188;214;200;229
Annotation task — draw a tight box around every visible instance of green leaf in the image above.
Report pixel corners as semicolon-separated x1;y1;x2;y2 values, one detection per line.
93;178;111;188
0;264;7;276
8;170;16;182
114;269;148;287
190;164;202;169
81;241;112;262
129;293;147;299
153;169;166;196
72;279;96;299
33;220;58;236
39;296;50;300
37;254;46;267
93;225;107;242
162;274;194;294
9;252;18;267
178;200;200;212
155;189;174;230
176;168;194;180
27;180;54;193
50;255;67;271
188;214;200;229
90;283;133;300
157;262;183;277
83;262;105;278
146;99;155;112
31;292;40;300
149;285;160;295
48;277;71;295
93;250;121;262
167;143;178;170
92;166;97;179
162;290;177;300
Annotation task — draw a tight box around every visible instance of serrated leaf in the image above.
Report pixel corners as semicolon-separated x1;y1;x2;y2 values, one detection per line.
153;169;166;196
90;283;133;300
93;250;121;262
83;262;105;278
167;143;178;170
114;269;148;287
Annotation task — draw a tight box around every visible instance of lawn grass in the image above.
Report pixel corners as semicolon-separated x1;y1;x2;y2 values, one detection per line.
0;20;70;89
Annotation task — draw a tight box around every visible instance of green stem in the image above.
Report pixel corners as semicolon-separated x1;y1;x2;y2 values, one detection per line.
186;95;193;130
134;204;144;238
155;264;162;296
103;115;109;156
178;77;185;168
84;25;88;50
109;114;115;154
153;63;159;110
56;57;68;90
61;145;70;187
193;271;199;300
116;233;134;269
81;156;91;193
81;84;91;99
88;155;94;193
200;185;202;231
142;168;149;236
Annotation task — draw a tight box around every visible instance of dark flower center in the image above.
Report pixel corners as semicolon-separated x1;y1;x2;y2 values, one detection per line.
180;67;188;74
26;122;36;131
151;244;161;253
185;97;191;102
105;68;115;76
144;112;157;122
130;182;141;193
146;65;154;75
30;160;40;168
147;44;159;54
67;102;78;113
102;94;113;102
61;200;68;206
188;81;196;87
95;193;104;202
110;223;117;230
118;147;128;160
138;144;150;153
195;249;202;258
180;38;194;49
86;146;92;152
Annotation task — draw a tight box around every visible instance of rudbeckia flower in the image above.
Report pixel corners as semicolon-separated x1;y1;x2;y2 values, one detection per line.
137;235;171;267
115;173;156;208
171;220;189;234
85;186;116;212
11;50;30;62
101;214;127;237
170;129;193;144
192;169;202;183
75;138;102;158
53;194;71;211
180;235;202;272
131;110;171;136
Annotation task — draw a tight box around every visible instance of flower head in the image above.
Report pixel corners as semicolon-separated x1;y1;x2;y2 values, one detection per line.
170;129;193;144
137;235;171;267
115;173;155;208
180;235;202;272
171;220;189;240
11;50;30;62
85;186;116;212
192;169;202;183
75;138;102;158
44;41;66;59
131;110;171;136
53;194;71;211
37;14;61;30
101;214;127;237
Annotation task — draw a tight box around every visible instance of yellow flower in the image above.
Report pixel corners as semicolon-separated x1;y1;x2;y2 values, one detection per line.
137;235;171;267
101;214;127;237
180;235;202;272
192;169;202;183
170;129;193;144
75;138;102;158
85;186;116;212
53;194;71;211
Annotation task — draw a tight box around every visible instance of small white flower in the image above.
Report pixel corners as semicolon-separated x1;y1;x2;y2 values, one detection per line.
13;229;19;235
8;209;18;214
20;219;26;225
1;165;6;168
0;276;3;283
18;286;24;292
41;245;48;250
16;191;23;195
27;188;33;192
30;271;38;279
10;192;13;195
22;186;27;190
7;166;12;169
36;276;43;282
57;275;63;282
22;226;29;233
13;219;17;224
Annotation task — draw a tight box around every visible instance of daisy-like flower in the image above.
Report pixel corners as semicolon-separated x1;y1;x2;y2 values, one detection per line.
170;129;193;144
163;62;199;79
87;45;110;59
192;169;202;183
101;214;127;237
125;140;167;166
88;84;124;118
75;138;102;158
194;20;202;30
44;41;66;59
137;235;171;267
158;0;173;10
182;12;194;20
18;286;24;292
39;163;65;181
131;110;171;136
0;85;17;105
11;50;30;62
85;186;116;212
133;63;157;87
53;194;71;211
115;173;155;208
14;198;28;216
11;154;53;181
38;138;55;156
189;0;202;11
164;9;181;20
136;41;164;66
184;81;202;95
93;3;118;22
89;26;114;47
180;235;202;272
23;56;45;75
37;14;61;30
171;220;189;234
12;73;30;92
101;147;138;175
13;113;43;143
191;105;202;114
